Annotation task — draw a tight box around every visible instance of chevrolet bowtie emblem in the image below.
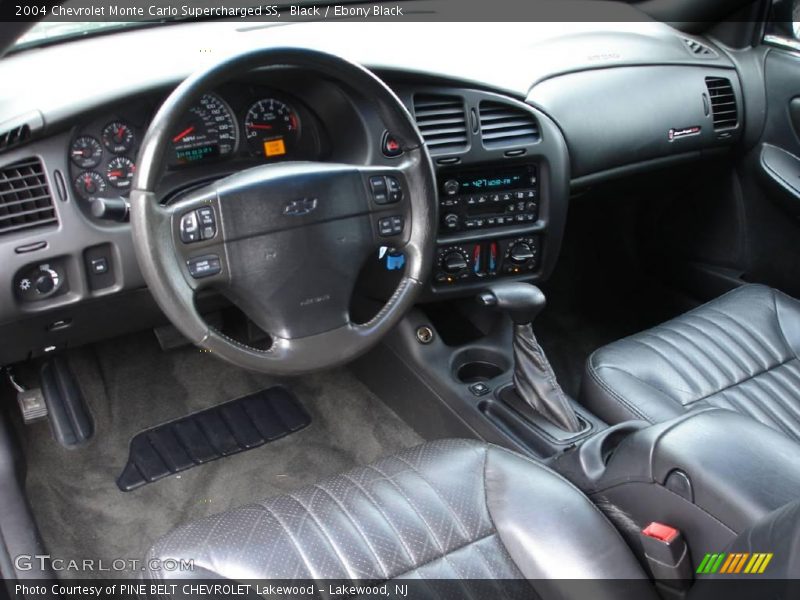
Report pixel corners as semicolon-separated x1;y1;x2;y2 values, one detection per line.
283;197;318;216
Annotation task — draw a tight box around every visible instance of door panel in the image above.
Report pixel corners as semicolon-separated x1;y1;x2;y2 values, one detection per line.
731;10;800;298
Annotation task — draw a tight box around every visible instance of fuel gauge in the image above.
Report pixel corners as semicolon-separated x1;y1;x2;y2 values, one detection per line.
102;121;134;154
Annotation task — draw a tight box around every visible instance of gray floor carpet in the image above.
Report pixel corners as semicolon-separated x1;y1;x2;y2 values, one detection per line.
21;331;423;579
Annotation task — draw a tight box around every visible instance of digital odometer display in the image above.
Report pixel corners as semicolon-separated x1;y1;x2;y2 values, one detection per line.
170;94;237;165
456;167;530;192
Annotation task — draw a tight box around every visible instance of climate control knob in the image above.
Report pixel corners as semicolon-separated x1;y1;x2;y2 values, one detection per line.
509;242;535;265
443;251;469;273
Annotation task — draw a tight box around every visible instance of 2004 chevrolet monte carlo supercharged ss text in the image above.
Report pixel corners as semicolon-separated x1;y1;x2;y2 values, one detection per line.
1;0;800;598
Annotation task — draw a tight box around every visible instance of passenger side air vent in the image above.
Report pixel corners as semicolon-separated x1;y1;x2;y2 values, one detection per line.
705;77;739;130
682;37;718;58
479;101;540;148
412;94;468;152
0;157;57;235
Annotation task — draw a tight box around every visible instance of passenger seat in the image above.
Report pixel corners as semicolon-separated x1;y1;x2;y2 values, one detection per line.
582;284;800;442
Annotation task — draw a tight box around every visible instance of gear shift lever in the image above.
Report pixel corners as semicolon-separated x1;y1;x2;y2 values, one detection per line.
478;282;582;432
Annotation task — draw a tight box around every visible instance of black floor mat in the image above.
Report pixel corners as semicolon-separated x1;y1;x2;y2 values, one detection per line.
117;386;310;491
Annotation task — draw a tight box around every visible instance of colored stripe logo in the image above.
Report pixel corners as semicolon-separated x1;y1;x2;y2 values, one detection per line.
697;552;773;574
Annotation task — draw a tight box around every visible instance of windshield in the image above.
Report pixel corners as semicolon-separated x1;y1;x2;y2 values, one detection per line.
13;22;143;50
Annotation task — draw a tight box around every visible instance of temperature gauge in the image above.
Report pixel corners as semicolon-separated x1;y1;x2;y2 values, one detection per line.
106;157;135;189
73;171;106;200
70;136;103;169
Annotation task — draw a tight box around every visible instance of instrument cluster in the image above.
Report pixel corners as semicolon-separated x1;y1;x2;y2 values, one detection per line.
68;86;322;203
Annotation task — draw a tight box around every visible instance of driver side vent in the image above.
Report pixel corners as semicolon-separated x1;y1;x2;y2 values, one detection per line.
479;101;540;148
0;124;32;152
705;77;739;130
412;94;468;152
0;157;57;235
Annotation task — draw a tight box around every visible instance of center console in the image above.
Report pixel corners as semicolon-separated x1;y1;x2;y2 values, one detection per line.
387;86;571;301
434;164;541;286
431;162;555;294
549;408;800;586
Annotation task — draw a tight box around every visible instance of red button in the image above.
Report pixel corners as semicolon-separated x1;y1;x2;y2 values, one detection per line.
642;522;679;543
382;131;403;157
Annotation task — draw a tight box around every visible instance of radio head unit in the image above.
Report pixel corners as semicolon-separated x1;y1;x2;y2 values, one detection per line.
439;164;539;234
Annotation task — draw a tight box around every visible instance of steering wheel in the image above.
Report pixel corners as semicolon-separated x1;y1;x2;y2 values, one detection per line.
130;48;436;375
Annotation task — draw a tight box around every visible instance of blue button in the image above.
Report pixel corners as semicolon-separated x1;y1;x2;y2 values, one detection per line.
386;252;405;271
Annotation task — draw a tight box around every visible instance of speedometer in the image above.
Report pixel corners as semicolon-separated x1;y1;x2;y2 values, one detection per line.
170;93;237;165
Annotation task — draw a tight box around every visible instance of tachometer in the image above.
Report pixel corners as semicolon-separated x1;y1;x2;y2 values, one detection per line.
70;136;103;169
243;98;300;158
170;93;237;165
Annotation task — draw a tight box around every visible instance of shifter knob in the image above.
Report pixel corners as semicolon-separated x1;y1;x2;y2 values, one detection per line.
477;282;546;325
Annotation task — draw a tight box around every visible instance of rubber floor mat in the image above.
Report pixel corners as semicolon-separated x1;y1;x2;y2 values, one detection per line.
117;386;310;491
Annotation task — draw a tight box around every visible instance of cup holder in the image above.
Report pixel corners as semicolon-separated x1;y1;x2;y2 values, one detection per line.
453;349;510;384
456;361;505;383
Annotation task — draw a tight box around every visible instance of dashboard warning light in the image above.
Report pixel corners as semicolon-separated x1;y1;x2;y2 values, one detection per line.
263;138;286;157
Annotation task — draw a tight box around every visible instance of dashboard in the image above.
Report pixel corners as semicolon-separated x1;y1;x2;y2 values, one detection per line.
0;20;750;365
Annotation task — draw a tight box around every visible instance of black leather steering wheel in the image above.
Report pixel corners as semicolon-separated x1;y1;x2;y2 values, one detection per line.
130;48;436;375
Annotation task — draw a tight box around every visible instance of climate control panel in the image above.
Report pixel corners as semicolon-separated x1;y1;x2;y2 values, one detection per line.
434;236;540;286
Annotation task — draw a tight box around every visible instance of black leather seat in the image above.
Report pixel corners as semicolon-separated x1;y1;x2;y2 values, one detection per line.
146;439;656;598
582;284;800;441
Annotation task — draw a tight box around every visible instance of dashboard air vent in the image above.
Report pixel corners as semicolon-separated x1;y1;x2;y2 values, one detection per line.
682;37;718;58
479;101;540;148
705;77;739;130
0;157;57;235
0;111;44;153
0;124;32;152
412;94;468;152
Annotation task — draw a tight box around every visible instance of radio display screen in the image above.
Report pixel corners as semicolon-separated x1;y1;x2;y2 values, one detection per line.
455;167;531;193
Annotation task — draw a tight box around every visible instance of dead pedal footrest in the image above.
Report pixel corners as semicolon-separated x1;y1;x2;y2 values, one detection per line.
117;386;310;491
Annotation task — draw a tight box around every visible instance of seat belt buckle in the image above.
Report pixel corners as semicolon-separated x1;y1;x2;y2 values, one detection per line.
641;522;693;592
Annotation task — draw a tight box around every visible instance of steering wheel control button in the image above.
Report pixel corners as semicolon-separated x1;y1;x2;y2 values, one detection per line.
197;207;217;240
386;176;403;203
180;211;200;243
378;215;404;237
381;131;403;157
369;176;387;193
187;255;221;279
369;176;390;205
